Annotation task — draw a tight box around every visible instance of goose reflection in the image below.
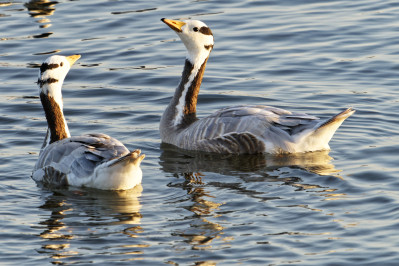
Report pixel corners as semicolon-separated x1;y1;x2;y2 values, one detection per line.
160;145;347;258
159;147;228;251
160;143;341;178
176;185;224;250
35;186;143;263
160;144;346;204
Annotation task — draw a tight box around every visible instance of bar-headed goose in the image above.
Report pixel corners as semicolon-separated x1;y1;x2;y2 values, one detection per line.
160;18;354;154
32;55;144;190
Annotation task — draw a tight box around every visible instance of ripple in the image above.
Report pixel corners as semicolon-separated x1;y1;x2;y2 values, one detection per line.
111;8;157;15
1;0;399;265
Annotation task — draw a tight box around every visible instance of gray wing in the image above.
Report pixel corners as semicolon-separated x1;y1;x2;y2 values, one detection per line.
32;133;130;185
178;105;320;153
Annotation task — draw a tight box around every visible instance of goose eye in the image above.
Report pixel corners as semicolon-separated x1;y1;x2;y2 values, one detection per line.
60;62;63;67
193;27;199;32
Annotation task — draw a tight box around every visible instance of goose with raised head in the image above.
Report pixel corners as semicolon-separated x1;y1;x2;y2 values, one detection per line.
160;18;355;154
32;55;145;190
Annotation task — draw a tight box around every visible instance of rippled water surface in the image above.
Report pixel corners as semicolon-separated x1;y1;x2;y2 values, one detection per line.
1;0;399;265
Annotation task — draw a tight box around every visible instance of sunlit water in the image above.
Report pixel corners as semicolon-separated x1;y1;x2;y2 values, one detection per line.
1;0;399;265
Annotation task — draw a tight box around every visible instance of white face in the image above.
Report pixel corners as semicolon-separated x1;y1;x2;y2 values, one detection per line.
176;20;214;64
38;55;72;95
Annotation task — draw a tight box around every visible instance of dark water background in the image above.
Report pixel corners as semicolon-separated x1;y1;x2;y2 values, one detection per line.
1;0;399;265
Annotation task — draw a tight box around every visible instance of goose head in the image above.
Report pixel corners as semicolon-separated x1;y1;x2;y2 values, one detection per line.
38;54;80;106
162;18;214;65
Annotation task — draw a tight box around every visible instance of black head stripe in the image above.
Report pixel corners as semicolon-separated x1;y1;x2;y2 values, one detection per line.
37;78;59;88
199;26;213;36
40;63;60;74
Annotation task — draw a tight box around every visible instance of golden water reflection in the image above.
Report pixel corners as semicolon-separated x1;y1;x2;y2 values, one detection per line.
25;0;57;31
36;185;143;264
171;184;225;252
160;145;350;257
160;144;342;178
25;0;57;18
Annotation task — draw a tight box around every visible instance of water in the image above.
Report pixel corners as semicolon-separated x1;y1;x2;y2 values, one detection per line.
1;0;399;265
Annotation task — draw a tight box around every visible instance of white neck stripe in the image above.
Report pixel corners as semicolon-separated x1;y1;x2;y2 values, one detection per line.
173;66;200;126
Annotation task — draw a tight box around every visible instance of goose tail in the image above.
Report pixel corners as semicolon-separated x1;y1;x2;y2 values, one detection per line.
108;149;145;168
91;149;145;190
316;107;355;132
298;108;355;152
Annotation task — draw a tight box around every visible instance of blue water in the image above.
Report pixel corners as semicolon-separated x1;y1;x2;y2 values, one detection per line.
1;0;399;265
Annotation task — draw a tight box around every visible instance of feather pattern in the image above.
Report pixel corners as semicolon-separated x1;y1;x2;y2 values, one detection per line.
32;133;143;189
164;105;327;154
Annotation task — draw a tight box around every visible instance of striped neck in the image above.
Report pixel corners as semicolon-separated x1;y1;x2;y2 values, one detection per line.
167;57;209;128
40;90;70;145
36;54;80;148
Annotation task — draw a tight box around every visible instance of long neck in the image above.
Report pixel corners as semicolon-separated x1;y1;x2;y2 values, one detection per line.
163;56;209;130
40;91;70;145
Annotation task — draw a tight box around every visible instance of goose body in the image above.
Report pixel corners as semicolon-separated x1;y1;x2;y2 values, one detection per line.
32;55;144;190
160;18;355;154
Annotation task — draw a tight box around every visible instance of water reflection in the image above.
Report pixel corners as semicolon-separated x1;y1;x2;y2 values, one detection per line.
25;0;57;18
159;147;228;252
24;0;57;30
160;145;346;203
160;143;341;178
172;185;224;251
35;185;143;264
160;145;347;258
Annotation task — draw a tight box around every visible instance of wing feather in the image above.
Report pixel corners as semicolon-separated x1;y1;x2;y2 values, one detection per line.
187;105;319;137
172;105;321;154
33;133;130;184
195;132;265;154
